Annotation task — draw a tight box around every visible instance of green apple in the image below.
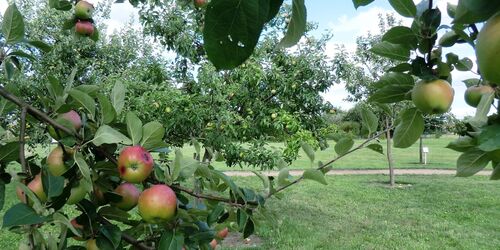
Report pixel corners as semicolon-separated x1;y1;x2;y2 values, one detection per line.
476;12;500;83
464;85;495;107
75;1;94;20
411;79;454;114
47;146;74;176
67;181;87;205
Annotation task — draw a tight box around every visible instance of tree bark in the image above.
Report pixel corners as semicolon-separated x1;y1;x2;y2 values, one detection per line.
386;118;395;186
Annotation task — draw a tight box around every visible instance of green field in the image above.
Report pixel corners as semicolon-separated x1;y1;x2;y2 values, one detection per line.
2;175;499;249
182;136;461;171
223;175;500;249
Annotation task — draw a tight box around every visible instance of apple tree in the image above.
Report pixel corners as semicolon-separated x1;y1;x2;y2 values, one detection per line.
1;0;500;249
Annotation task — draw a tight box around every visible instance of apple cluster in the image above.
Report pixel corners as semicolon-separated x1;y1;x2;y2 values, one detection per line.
74;1;95;36
18;109;183;246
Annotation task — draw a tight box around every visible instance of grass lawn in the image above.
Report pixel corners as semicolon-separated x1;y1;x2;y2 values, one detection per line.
2;175;499;249
224;175;500;249
181;135;461;171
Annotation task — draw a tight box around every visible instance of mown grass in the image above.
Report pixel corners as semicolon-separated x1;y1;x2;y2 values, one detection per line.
2;175;499;249
223;175;500;249
182;135;461;171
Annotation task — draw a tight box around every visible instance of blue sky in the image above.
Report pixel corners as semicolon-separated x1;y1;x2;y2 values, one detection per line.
0;0;477;118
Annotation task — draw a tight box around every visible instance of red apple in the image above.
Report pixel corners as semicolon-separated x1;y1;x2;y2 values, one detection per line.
47;146;74;176
75;21;94;36
194;0;206;8
75;0;94;19
117;146;154;183
71;218;85;241
209;239;217;249
138;185;177;223
111;182;141;211
48;110;82;139
17;174;47;204
216;227;229;239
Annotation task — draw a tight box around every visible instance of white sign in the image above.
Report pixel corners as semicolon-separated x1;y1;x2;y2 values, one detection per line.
422;147;429;153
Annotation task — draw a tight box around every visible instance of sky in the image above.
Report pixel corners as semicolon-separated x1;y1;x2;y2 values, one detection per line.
0;0;478;118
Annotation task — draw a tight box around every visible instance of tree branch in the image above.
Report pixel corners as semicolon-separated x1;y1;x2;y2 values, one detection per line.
268;128;391;197
18;107;35;250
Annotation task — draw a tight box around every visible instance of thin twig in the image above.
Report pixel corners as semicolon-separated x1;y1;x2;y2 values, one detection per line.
268;128;392;197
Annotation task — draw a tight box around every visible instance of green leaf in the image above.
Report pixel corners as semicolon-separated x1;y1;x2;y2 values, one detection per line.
277;0;307;48
393;108;424;148
453;0;500;24
126;112;143;145
53;212;81;238
92;125;132;146
74;152;92;183
41;169;65;198
69;89;95;121
370;41;410;61
352;0;375;9
0;180;4;211
300;142;315;163
335;137;354;156
277;168;290;186
99;224;121;249
360;106;378;135
266;0;284;23
158;230;184;250
1;4;25;44
0;141;19;163
243;218;255;238
111;81;126;115
491;162;500;180
470;92;495;128
381;26;417;48
3;59;15;79
478;125;500;152
2;203;47;228
24;40;52;52
8;51;35;61
98;206;130;223
369;85;412;104
302;169;327;185
140;122;165;150
252;171;270;189
203;0;269;69
455;57;473;71
366;144;384;155
97;94;116;125
446;137;477;152
211;170;244;198
89;26;99;42
456;148;490;177
172;149;183;181
389;0;417;17
439;30;460;47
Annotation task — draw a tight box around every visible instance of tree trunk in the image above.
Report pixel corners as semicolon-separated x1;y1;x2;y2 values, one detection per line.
419;136;423;164
386;118;395;187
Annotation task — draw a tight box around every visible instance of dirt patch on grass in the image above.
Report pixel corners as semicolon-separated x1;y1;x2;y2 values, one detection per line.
220;232;263;249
